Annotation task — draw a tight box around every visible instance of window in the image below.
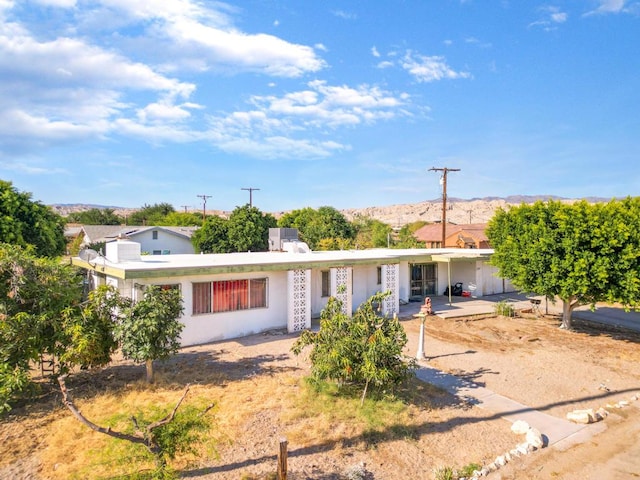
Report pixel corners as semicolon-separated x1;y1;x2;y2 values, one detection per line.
192;278;268;315
152;230;158;240
377;266;382;285
153;250;161;255
321;270;330;297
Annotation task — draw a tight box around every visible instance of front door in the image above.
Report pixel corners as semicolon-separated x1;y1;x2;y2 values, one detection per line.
410;263;437;300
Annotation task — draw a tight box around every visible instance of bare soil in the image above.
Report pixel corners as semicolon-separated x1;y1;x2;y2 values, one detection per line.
1;311;639;479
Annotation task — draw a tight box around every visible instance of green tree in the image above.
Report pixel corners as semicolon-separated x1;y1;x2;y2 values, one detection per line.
394;221;427;249
128;203;175;226
156;211;203;227
0;180;66;257
66;208;123;225
0;245;120;412
191;215;231;253
352;215;393;249
486;198;640;329
278;206;355;250
292;291;415;404
116;286;184;383
227;205;277;252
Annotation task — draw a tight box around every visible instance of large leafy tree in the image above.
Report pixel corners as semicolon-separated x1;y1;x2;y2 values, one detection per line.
128;203;175;226
227;205;277;252
352;215;393;249
191;215;231;253
155;211;202;227
278;206;355;250
486;198;640;329
0;180;66;257
66;208;123;225
0;245;121;412
292;291;415;404
116;285;184;383
394;221;427;249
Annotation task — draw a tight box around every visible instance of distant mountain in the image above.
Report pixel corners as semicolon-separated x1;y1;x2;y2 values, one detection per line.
52;195;614;227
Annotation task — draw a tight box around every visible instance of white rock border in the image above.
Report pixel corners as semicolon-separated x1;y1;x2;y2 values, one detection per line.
566;391;640;424
457;420;544;480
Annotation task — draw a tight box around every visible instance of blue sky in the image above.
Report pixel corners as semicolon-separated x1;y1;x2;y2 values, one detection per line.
1;1;639;213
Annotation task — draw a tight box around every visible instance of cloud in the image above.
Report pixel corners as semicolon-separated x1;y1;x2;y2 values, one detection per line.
331;10;357;20
583;0;640;15
93;0;326;77
202;81;412;159
529;6;568;30
371;46;380;57
400;51;471;82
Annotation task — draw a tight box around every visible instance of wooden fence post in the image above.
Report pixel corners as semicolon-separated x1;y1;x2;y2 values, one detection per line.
277;437;288;480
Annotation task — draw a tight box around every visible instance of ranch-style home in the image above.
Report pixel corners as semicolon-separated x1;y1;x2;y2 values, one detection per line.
72;236;514;347
71;225;198;255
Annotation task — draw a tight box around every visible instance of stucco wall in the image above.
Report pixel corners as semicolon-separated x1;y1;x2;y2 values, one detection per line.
133;229;195;255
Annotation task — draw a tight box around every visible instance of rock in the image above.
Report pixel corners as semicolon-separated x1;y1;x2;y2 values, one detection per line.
595;407;609;421
504;452;512;462
516;442;531;455
511;420;530;435
495;455;507;466
618;400;630;407
566;409;595;424
526;427;544;449
509;448;521;458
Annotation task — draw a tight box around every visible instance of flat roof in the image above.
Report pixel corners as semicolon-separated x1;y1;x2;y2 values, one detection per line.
71;248;494;280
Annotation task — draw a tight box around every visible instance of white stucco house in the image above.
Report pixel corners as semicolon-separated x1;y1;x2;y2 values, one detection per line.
72;238;514;347
76;225;198;255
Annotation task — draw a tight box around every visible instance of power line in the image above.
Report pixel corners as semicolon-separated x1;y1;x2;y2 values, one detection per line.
196;194;212;221
428;167;460;247
241;187;260;208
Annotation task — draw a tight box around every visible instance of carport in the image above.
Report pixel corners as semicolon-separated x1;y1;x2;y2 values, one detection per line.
431;251;492;305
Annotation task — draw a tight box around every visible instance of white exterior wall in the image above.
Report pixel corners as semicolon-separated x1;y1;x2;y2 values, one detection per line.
311;269;330;317
351;265;380;310
132;229;195;255
398;262;411;302
135;270;288;346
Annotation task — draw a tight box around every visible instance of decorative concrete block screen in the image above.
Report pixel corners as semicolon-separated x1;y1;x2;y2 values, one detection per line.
288;269;310;332
382;264;399;316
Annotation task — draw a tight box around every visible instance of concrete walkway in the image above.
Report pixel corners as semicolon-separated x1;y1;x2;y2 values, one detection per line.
414;363;606;450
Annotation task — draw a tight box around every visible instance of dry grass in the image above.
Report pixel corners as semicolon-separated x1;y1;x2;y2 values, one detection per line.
1;351;450;480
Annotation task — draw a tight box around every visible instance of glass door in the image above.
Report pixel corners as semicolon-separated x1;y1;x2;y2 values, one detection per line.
410;263;437;299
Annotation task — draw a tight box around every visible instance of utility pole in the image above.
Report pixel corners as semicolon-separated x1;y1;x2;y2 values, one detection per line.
196;194;212;222
429;167;460;247
180;205;189;213
241;187;260;208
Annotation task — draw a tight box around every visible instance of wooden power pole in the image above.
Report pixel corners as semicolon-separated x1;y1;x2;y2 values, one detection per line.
241;187;260;208
429;167;460;247
197;194;212;221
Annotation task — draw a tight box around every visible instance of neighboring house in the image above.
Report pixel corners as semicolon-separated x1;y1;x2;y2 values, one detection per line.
414;223;490;249
75;225;198;255
72;237;514;346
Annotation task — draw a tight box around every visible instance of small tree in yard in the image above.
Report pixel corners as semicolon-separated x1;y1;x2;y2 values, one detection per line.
117;286;184;383
487;198;640;330
292;290;415;405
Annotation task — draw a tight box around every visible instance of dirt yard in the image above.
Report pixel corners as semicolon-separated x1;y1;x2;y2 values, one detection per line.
1;310;639;479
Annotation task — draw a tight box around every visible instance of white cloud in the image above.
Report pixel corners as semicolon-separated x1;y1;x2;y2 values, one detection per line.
400;52;471;83
529;6;568;30
583;0;640;15
331;10;357;20
95;0;326;77
371;46;380;57
202;81;411;159
376;60;394;69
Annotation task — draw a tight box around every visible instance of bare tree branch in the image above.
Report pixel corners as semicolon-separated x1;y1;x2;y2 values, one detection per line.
58;375;147;447
146;384;190;430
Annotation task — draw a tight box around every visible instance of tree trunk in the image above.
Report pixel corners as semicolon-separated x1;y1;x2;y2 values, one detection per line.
146;359;154;383
560;297;576;330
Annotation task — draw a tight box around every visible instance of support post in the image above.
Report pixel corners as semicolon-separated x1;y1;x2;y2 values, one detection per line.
277;437;288;480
